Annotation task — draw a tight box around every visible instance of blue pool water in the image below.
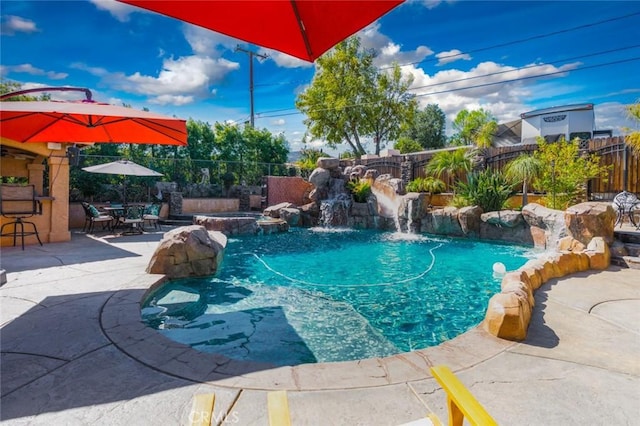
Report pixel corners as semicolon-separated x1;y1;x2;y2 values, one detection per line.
142;228;536;365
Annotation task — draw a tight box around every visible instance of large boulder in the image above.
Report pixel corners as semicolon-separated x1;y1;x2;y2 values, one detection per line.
193;215;259;236
316;157;340;170
279;207;301;226
481;210;523;228
585;236;611;270
479;210;531;244
565;202;616;245
424;207;463;236
522;203;566;249
458;205;483;237
146;225;226;279
308;168;331;189
263;202;296;218
483;291;531;341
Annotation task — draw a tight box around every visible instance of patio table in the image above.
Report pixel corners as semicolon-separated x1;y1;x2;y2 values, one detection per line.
103;204;145;234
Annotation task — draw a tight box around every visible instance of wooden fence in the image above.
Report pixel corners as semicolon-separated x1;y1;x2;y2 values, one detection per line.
343;137;638;199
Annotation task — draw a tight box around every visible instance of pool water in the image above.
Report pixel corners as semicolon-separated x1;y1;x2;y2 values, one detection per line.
142;228;536;365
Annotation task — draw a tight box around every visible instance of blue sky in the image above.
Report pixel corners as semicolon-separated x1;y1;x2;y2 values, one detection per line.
1;0;639;155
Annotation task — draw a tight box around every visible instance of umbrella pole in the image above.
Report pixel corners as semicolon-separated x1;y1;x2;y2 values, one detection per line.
123;176;127;206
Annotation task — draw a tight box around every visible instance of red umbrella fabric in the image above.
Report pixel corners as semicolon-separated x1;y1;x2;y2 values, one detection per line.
118;0;405;62
0;100;187;146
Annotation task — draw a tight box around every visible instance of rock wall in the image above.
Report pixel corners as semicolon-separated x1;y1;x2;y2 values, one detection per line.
484;236;611;340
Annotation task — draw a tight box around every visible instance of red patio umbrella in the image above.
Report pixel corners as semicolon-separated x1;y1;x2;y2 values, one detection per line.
118;0;405;62
0;100;187;146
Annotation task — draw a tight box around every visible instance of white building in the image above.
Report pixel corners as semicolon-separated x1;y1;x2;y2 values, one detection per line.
492;103;612;146
520;103;595;144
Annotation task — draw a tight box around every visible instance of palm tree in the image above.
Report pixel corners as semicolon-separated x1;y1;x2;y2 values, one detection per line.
504;154;543;207
425;148;473;191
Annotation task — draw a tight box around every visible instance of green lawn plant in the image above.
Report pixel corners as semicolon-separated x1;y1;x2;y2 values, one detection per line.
347;180;372;203
533;137;609;210
455;169;514;212
406;176;446;193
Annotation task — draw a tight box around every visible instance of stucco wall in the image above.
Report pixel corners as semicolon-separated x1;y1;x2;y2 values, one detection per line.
182;198;239;214
266;176;313;207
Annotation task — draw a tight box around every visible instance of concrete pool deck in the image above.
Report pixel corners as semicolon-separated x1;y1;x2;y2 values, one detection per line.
1;227;639;425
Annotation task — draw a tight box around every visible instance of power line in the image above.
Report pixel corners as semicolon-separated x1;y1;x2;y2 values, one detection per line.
408;44;640;92
413;57;640;98
255;56;640;119
390;10;640;69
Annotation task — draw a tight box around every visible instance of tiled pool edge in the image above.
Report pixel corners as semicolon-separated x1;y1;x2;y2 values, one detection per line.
101;276;517;391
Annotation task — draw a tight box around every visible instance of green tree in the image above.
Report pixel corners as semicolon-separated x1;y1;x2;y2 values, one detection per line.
394;136;423;154
450;108;498;148
213;123;289;185
402;104;447;149
295;37;416;157
425;148;473;191
364;64;417;155
504;154;543;207
624;99;640;154
534;137;609;209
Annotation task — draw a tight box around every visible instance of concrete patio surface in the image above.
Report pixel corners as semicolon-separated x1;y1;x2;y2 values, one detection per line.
1;227;639;425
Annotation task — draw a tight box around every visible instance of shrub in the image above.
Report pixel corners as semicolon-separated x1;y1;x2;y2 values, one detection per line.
347;180;372;203
449;194;471;208
455;169;514;212
534;138;609;209
406;176;446;193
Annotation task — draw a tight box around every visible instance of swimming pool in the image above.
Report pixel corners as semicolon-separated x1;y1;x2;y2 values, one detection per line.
142;228;535;365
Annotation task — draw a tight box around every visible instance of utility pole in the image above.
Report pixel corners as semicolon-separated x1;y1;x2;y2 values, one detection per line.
235;46;267;127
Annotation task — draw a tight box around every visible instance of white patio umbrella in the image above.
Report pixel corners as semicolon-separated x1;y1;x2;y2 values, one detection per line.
82;160;163;204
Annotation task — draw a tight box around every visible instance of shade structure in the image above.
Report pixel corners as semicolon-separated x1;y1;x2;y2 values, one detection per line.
118;0;405;62
0;100;187;146
83;160;163;205
82;160;163;177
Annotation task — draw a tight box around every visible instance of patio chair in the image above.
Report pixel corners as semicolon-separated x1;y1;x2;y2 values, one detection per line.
81;202;113;233
118;204;145;234
142;202;161;230
264;366;495;426
1;184;43;250
612;191;640;228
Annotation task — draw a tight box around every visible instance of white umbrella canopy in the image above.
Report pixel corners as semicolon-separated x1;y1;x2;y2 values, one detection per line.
82;160;163;177
82;160;163;204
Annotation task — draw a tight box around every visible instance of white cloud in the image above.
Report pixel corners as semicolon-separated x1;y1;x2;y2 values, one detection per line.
70;63;110;77
183;24;238;58
121;56;239;102
358;22;433;68
1;63;67;80
436;49;471;66
148;94;195;106
595;102;636;135
90;0;138;22
400;60;583;133
271;119;286;126
1;15;38;35
419;0;456;10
